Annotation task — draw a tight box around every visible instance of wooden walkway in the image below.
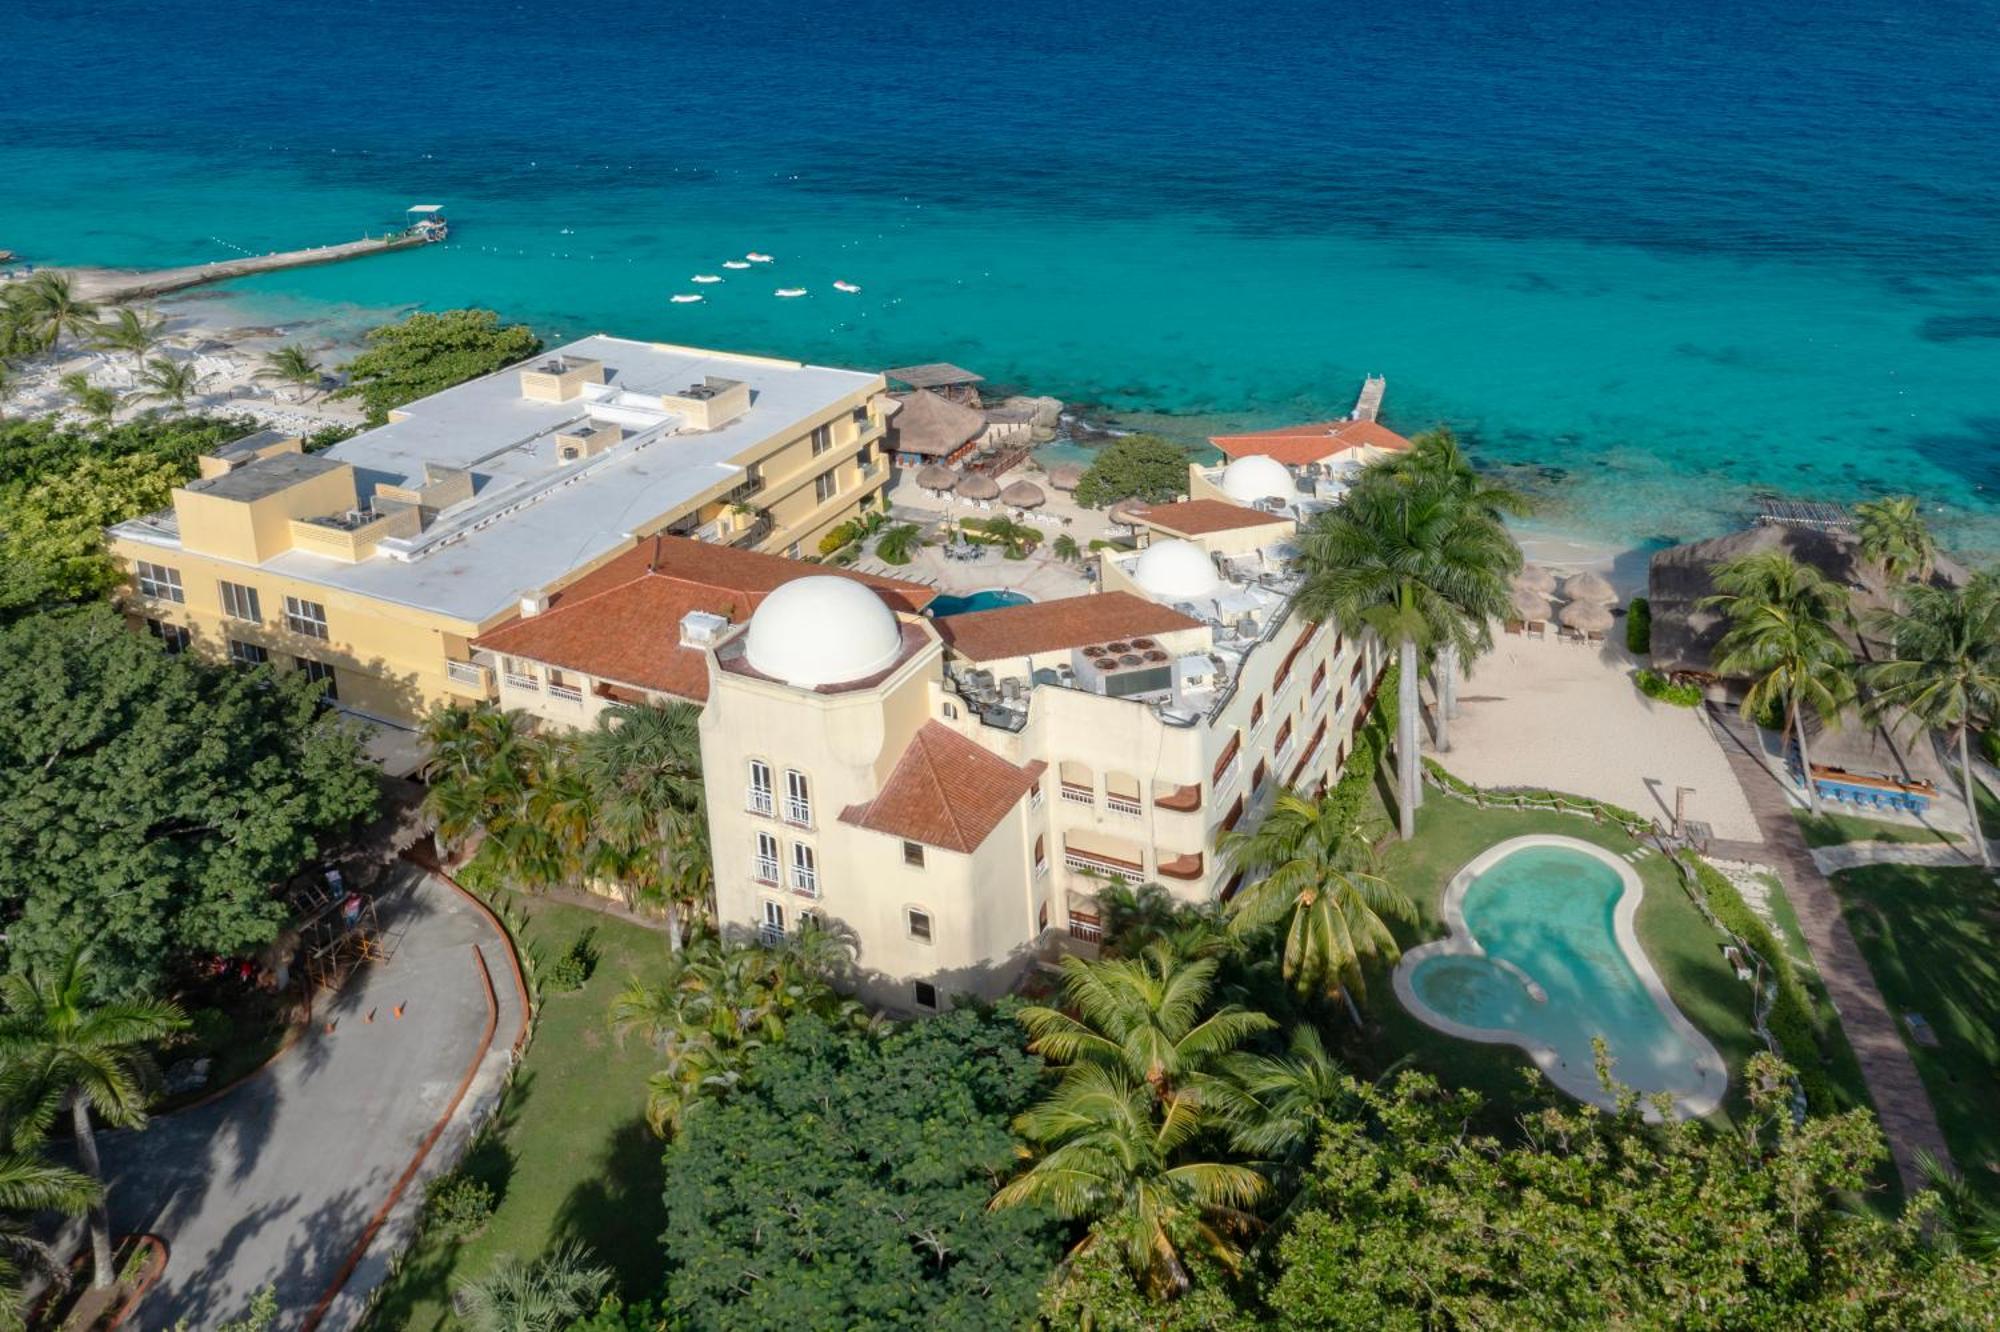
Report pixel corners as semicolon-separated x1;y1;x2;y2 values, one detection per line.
1703;704;1950;1193
1352;374;1386;422
57;234;432;304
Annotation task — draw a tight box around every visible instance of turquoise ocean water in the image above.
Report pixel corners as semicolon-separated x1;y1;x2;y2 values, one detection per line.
4;0;1998;552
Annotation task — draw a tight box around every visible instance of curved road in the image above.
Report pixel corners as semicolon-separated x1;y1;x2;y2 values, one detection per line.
98;868;525;1330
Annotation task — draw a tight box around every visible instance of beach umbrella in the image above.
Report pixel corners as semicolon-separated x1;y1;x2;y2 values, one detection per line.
1047;463;1085;492
957;472;1001;501
1514;564;1557;595
1563;570;1617;603
1109;497;1150;527
915;463;957;492
1001;480;1046;508
1560;600;1614;633
1509;586;1553;621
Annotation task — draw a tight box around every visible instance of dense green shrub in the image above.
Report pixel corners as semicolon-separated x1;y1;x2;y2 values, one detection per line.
1635;667;1703;707
1688;858;1833;1111
422;1171;496;1241
1071;434;1193;509
335;309;541;425
543;930;598;994
1625;595;1652;654
817;520;860;556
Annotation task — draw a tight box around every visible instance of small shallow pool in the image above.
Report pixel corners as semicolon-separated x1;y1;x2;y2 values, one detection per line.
928;589;1033;617
1393;835;1726;1116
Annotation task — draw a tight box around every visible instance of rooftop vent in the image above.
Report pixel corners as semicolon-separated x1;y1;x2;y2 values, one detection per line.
680;610;731;647
680;383;719;401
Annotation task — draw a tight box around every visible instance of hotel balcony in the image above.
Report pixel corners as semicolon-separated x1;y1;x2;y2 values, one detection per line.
1063;847;1145;885
1156;851;1204;881
443;658;495;697
1152;782;1202;813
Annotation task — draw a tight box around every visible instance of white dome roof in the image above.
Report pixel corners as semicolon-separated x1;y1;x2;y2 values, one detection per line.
1219;454;1296;505
744;576;905;687
1132;539;1222;600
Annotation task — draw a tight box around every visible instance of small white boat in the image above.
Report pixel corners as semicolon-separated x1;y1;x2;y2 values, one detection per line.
691;274;723;284
746;252;775;263
722;260;752;270
833;280;861;293
670;293;705;304
774;288;808;298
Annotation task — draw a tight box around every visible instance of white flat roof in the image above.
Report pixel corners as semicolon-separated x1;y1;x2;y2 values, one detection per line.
114;335;879;623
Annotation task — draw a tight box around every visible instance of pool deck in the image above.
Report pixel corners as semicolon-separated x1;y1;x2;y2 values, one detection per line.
1393;834;1729;1120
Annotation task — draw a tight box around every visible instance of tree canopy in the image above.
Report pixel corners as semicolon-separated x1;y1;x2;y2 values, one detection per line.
336;309;542;425
656;1005;1064;1330
0;606;380;995
1072;434;1194;509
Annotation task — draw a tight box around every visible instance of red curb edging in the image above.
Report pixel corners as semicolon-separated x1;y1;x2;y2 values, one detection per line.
104;1234;169;1328
300;942;500;1332
404;845;533;1057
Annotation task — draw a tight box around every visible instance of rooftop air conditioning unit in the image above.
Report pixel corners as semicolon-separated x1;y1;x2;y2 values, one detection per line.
519;591;550;617
682;383;718;400
680;610;730;647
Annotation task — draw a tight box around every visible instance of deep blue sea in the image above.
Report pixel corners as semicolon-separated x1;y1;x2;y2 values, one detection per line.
5;0;1999;552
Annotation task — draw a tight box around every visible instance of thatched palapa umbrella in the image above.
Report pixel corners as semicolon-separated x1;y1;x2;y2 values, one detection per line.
1047;463;1084;492
1108;497;1149;528
1001;480;1046;509
957;472;1001;501
1560;600;1614;633
1563;570;1616;603
915;463;957;492
1509;586;1553;622
1514;564;1557;595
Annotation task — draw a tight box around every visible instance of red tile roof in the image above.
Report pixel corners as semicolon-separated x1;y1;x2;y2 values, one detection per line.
840;722;1043;852
932;591;1203;662
1209;418;1413;466
1134;498;1293;537
472;537;936;702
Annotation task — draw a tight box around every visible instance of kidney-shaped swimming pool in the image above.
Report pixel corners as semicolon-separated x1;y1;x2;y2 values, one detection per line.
1393;835;1727;1117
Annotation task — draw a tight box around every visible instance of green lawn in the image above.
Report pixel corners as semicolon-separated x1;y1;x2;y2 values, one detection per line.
362;899;677;1330
1748;864;1877;1124
1793;810;1960;849
1829;863;2000;1204
1348;794;1765;1128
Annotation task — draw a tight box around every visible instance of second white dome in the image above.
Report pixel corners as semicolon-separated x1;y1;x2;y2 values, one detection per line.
1219;454;1297;505
1132;539;1222;600
744;576;905;687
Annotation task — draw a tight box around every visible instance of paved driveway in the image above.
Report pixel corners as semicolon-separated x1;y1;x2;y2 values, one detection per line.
99;867;525;1330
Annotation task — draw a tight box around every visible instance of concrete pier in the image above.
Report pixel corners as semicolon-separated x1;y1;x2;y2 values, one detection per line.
1352;373;1386;422
51;234;433;304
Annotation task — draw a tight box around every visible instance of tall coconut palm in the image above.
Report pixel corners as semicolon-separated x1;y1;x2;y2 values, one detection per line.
419;703;536;858
89;306;163;372
0;948;186;1289
1295;472;1519;838
1863;578;2000;867
0;1152;98;1331
991;1063;1266;1298
56;372;119;423
1216;787;1415;1021
576;701;706;948
255;343;323;402
452;1239;611;1332
1374;430;1530;743
11;273;97;358
1854;496;1938;586
1213;1025;1351;1171
1017;948;1273;1099
136;356;201;413
1702;551;1855;815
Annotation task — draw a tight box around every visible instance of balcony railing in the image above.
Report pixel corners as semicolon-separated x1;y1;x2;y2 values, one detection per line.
1213;755;1241;793
791;865;820;898
503;671;540;692
747;787;774;817
1067;914;1105;944
784;798;813;828
1105;794;1143;817
446;659;491;689
759;924;786;946
1065;849;1145;884
548;683;584;703
753;859;781;886
1060;783;1095;807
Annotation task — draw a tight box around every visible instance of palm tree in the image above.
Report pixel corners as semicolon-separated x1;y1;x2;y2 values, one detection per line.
1052;533;1082;563
420;703;536;859
1295;470;1519;838
1701;551;1854;816
452;1240;611;1332
1213;1026;1351;1174
577;701;706;947
1375;430;1530;743
1018;948;1273;1098
255;343;323;402
1216;787;1415;1021
873;522;922;565
1916;1150;2000;1260
11;273;97;358
1863;579;2000;867
0;948;186;1289
136;356;201;412
89;307;163;372
56;372;119;423
1854;496;1938;586
0;1152;97;1332
991;1063;1266;1298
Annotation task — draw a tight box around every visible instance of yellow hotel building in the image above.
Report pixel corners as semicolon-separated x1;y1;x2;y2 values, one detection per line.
106;337;893;727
